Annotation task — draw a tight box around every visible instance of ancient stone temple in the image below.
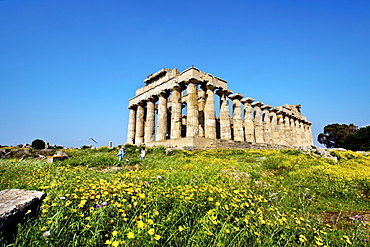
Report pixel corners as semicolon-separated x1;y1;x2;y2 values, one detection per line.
127;67;313;148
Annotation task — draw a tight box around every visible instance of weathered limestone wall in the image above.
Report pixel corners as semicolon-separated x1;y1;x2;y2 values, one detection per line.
127;67;313;148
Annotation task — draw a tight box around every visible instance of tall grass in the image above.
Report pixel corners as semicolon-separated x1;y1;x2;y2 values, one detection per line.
0;148;369;246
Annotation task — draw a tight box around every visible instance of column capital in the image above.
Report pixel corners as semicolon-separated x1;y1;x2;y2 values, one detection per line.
251;101;264;107
128;104;137;110
215;89;233;96
270;107;278;113
206;83;216;90
170;85;182;92
241;97;255;104
261;104;272;111
229;93;244;100
137;100;147;106
185;78;200;85
158;90;170;98
147;95;158;102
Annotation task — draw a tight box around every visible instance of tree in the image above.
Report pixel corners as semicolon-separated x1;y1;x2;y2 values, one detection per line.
32;139;46;149
341;126;370;151
317;123;358;148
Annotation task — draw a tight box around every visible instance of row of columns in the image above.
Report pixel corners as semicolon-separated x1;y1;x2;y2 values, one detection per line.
127;80;313;146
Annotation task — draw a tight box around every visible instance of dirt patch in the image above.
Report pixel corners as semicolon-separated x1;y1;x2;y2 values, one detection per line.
322;210;370;239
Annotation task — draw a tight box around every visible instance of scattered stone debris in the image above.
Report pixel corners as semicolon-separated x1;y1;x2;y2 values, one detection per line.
220;166;250;181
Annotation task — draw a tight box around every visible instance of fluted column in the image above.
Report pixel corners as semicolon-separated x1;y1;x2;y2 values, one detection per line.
204;84;216;139
135;102;145;144
283;111;292;146
186;80;199;137
290;116;297;146
306;121;314;145
170;86;182;139
299;120;306;146
216;89;233;140
270;108;279;144
261;105;272;144
276;110;285;145
198;86;206;137
229;93;244;141
252;101;264;143
156;92;168;141
294;117;302;146
241;97;255;142
127;105;137;144
144;96;157;143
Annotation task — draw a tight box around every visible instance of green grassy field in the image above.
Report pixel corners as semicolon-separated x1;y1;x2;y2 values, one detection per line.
1;146;369;246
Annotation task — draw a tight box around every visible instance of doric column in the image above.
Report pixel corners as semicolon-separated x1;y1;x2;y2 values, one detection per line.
229;93;244;141
294;117;302;146
306;121;314;145
290;116;297;146
135;102;145;144
261;105;272;144
252;101;264;143
198;85;206;137
241;97;255;142
156;92;169;141
276;110;285;145
186;80;199;137
216;89;233;140
204;84;216;139
283;111;292;146
127;105;137;144
299;120;306;146
144;96;157;143
170;86;182;139
270;108;279;144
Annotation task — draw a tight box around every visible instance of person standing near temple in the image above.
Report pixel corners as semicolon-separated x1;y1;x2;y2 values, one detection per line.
140;147;146;160
117;146;125;161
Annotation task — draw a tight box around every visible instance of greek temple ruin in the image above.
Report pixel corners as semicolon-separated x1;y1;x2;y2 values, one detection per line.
127;67;313;148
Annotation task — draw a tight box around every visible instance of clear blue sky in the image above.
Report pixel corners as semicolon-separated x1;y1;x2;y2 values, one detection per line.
1;0;369;148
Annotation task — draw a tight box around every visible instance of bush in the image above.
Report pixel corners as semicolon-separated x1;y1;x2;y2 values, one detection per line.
31;139;45;149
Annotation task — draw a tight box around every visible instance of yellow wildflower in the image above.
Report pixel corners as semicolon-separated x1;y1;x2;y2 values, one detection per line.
148;228;155;235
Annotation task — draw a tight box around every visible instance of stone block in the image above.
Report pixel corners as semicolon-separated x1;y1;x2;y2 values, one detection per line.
0;189;45;232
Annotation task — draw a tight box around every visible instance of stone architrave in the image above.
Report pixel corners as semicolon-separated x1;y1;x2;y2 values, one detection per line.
127;105;137;144
252;101;264;143
270;108;279;144
198;85;206;137
170;86;182;139
217;89;233;140
283;111;292;146
241;97;255;142
276;110;285;145
144;96;157;143
135;102;145;144
204;84;217;139
261;105;272;144
186;80;200;137
156;92;168;141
